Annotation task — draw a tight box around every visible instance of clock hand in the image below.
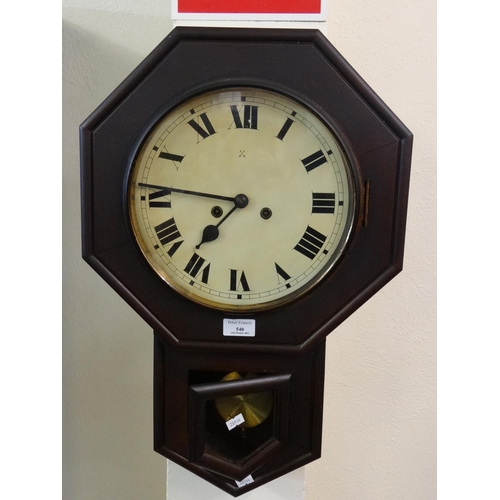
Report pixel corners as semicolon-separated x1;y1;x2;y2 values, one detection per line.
196;194;248;249
138;183;235;203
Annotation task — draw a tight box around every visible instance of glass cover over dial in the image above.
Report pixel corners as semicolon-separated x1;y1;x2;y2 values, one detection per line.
128;88;355;310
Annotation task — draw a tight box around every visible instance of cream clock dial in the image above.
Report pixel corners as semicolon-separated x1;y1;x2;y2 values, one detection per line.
128;87;355;310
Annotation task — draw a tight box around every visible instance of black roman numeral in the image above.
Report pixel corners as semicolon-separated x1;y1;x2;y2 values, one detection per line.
184;253;210;284
275;263;292;288
312;192;336;214
301;150;328;173
188;112;216;140
154;218;183;255
229;269;250;293
148;188;171;208
276;117;294;141
158;149;184;164
230;105;258;130
294;226;327;260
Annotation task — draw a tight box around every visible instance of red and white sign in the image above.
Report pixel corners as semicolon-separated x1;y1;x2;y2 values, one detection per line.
172;0;325;20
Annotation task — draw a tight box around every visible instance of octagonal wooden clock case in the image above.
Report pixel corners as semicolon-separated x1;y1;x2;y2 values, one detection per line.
80;27;412;496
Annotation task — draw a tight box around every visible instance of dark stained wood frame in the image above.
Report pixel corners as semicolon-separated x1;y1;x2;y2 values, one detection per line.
154;337;326;496
188;373;291;480
80;27;413;356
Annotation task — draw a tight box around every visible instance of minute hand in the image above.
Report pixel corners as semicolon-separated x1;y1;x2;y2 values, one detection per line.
138;183;235;203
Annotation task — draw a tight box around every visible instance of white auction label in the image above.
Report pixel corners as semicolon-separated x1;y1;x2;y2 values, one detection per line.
226;413;245;430
235;474;255;488
223;319;256;337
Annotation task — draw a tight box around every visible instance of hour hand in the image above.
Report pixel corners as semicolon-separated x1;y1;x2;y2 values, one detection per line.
196;205;238;248
196;196;248;249
196;225;219;249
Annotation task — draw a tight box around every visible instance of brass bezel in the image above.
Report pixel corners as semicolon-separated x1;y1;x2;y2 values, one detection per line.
127;86;357;312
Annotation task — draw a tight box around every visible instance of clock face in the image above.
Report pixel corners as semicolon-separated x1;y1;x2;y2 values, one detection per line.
128;87;355;310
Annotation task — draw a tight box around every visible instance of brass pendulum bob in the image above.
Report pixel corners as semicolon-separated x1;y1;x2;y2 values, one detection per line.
214;372;274;429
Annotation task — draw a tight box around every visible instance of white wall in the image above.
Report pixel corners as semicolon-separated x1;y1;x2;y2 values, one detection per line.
306;2;437;498
62;1;436;499
63;2;172;499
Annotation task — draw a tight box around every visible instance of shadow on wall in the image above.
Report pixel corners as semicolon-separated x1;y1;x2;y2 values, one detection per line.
62;10;171;500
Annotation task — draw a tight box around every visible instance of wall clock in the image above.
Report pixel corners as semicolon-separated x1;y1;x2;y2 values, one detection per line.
81;27;412;496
